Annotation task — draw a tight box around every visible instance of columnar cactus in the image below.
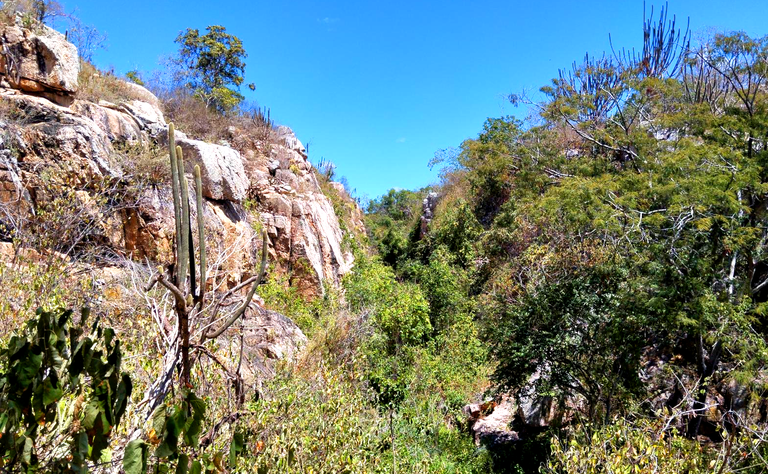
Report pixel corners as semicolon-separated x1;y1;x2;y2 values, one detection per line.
146;123;269;386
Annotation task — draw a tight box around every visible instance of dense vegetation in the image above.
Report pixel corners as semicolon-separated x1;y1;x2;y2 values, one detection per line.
4;1;768;472
365;6;768;473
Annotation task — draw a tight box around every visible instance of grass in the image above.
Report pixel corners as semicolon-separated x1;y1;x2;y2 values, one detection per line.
113;140;170;184
157;90;277;156
77;61;150;104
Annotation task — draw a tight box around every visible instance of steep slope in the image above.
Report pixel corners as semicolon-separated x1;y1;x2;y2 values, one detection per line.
0;19;360;301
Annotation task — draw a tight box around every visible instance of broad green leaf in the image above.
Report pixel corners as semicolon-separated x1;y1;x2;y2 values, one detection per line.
176;453;190;474
42;377;63;406
83;401;100;430
123;439;148;474
229;432;244;466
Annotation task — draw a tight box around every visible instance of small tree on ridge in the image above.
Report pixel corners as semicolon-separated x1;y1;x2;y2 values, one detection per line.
174;25;247;113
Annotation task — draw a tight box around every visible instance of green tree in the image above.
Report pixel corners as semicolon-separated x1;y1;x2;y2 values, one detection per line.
174;25;248;113
365;188;426;268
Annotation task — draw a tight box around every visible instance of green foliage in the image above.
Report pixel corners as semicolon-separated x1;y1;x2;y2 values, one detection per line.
0;256;91;333
367;188;423;222
123;390;207;474
344;250;431;352
341;248;489;471
0;307;132;472
384;399;494;474
244;364;384;473
420;29;768;432
175;25;248;114
258;274;338;336
235;293;490;474
365;188;426;268
410;246;474;334
457;117;526;226
125;70;145;86
490;266;644;418
426;200;482;268
542;414;768;474
367;19;768;472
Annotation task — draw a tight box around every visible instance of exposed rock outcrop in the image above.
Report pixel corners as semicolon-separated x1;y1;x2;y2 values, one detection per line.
514;382;556;429
464;397;519;447
0;22;360;300
420;191;439;236
276;125;306;156
0;19;78;105
169;131;249;202
241;307;308;378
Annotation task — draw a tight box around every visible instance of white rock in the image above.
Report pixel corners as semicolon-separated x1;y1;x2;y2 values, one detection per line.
120;82;161;108
0;22;79;98
73;100;142;143
122;100;165;127
276;125;306;155
174;136;248;202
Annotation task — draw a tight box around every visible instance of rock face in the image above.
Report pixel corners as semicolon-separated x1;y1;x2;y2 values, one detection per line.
420;191;439;236
241;307;308;378
0;22;360;300
464;397;519;447
251;143;355;297
170;132;249;202
275;125;306;156
513;372;558;429
0;20;78;105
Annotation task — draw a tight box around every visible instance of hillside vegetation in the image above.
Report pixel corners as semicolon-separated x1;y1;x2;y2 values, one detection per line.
3;1;768;473
0;2;489;473
365;6;768;474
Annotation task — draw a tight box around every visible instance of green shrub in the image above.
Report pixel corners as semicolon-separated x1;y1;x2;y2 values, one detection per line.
0;307;132;472
242;363;383;473
258;274;335;336
344;251;431;352
125;70;145;86
544;417;729;474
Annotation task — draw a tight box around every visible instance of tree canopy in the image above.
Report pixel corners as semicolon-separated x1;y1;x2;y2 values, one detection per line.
365;5;768;468
174;25;248;113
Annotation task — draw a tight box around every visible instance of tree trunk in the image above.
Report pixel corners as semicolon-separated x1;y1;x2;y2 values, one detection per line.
390;409;396;474
178;304;191;387
687;338;722;438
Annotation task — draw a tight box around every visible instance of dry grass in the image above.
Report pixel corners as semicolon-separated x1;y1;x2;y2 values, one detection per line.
159;91;277;154
77;61;149;104
113;140;170;185
0;96;24;122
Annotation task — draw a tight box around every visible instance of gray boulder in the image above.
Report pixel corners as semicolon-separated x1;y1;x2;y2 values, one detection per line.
171;134;248;202
0;21;79;104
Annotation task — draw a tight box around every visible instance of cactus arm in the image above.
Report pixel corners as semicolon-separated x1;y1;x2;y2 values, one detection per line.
204;230;269;340
168;123;182;284
194;165;206;305
177;145;190;294
188;221;196;300
176;145;193;385
145;272;186;308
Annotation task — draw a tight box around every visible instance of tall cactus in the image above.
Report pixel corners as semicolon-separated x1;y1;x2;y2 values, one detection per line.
146;123;269;387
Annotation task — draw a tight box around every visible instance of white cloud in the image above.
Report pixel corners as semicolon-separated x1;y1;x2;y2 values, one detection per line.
396;137;406;143
318;17;340;24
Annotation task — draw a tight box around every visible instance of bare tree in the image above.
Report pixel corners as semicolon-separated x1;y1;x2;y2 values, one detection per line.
141;123;269;415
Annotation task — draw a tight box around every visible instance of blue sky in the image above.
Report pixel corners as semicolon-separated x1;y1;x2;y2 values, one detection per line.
58;0;768;200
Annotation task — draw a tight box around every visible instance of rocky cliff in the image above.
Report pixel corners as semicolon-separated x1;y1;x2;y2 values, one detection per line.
0;19;363;302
